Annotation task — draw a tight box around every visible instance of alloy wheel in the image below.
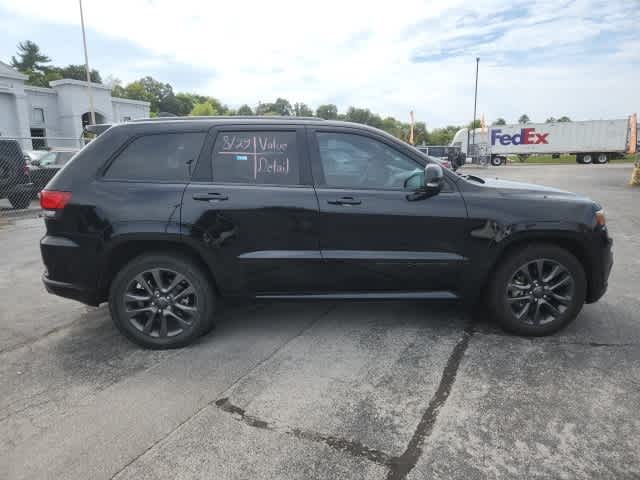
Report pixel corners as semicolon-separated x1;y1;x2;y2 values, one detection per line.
505;258;575;326
123;268;199;338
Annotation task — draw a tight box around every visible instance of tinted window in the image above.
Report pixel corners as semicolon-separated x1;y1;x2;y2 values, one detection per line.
212;131;299;185
105;132;205;181
55;151;75;165
316;132;421;189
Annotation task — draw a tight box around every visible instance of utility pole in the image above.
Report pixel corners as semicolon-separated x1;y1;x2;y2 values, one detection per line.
79;0;96;125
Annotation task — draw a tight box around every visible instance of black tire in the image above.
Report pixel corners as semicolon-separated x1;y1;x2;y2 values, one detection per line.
487;244;586;336
109;252;215;349
594;153;608;164
582;153;593;164
7;193;30;209
576;155;584;164
490;156;504;167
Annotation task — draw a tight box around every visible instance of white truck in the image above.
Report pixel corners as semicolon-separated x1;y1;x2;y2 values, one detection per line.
451;115;637;166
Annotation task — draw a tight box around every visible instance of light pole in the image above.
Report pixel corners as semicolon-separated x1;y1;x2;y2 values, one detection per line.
472;57;479;152
79;0;96;125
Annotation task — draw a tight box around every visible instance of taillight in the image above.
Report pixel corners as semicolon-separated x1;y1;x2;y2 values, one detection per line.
595;209;606;227
40;190;72;210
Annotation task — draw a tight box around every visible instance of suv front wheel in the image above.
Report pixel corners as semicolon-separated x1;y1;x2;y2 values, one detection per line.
488;244;586;336
109;253;215;349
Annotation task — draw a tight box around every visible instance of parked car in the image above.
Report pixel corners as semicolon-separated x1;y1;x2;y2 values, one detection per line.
28;149;78;192
416;145;465;170
40;117;613;349
24;149;49;163
0;139;34;209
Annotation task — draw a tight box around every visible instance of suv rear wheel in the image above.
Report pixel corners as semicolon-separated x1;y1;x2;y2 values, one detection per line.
109;253;215;349
488;244;586;336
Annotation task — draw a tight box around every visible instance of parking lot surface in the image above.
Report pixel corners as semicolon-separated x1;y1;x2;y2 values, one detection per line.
1;164;639;479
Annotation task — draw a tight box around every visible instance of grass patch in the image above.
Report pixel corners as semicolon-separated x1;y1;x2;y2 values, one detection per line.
514;154;635;164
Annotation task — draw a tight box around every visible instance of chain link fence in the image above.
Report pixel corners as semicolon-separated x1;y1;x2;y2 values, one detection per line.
0;137;85;215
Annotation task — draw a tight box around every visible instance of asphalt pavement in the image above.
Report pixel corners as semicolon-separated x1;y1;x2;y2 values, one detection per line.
1;163;638;479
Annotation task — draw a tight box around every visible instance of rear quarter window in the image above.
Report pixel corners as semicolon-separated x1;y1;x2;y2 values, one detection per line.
105;132;205;182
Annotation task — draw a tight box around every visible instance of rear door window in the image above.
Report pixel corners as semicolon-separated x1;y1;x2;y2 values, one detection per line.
105;132;205;182
211;131;300;185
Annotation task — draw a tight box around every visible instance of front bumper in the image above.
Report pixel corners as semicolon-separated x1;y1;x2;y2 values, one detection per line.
585;234;613;303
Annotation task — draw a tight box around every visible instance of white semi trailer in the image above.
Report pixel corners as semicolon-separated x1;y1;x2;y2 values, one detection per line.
451;115;637;166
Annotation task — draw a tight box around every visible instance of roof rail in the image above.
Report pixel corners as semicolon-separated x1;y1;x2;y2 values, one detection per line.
130;115;322;122
85;123;112;135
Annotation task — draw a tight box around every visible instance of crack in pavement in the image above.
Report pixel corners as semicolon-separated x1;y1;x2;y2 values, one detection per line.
212;320;476;480
385;321;475;480
109;304;336;480
214;397;394;467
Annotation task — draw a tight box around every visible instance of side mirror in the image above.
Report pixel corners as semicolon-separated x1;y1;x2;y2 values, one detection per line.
424;163;444;193
405;163;444;201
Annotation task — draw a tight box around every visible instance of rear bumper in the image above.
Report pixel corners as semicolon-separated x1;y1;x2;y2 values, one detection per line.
585;234;613;303
42;273;99;306
40;234;100;306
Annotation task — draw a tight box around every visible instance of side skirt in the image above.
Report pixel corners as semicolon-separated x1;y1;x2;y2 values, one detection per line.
254;291;459;300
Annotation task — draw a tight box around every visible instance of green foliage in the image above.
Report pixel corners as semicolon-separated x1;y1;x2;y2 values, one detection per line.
558;116;571;122
190;102;218;116
237;104;254;115
255;98;293;116
518;114;530;124
344;107;383;128
545;117;557;123
316;104;338;120
55;64;102;83
293;102;314;117
11;41;103;87
11;40;50;73
468;119;481;129
492;118;506;126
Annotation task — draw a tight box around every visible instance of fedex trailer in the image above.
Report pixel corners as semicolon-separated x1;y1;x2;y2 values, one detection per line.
451;115;637;166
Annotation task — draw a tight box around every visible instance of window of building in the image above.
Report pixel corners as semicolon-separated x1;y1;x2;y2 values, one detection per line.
315;132;422;189
32;108;45;124
211;131;299;185
104;132;206;182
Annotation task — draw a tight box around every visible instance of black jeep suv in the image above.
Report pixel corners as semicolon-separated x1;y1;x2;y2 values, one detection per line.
40;117;613;349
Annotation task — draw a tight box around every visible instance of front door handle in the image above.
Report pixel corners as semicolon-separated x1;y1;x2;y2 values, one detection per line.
327;196;361;206
192;192;229;202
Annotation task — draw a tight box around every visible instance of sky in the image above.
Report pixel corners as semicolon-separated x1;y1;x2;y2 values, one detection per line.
0;0;638;128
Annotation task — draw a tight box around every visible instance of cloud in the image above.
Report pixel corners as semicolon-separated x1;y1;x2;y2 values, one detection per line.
0;0;637;126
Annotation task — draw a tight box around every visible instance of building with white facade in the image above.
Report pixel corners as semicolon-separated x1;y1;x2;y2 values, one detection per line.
0;60;150;149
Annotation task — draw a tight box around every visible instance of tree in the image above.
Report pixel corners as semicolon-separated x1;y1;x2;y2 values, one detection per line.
255;98;293;116
468;119;481;129
316;104;338;120
237;104;253;115
545;117;557;123
344;107;383;128
56;64;102;83
558;116;571;122
428;126;460;145
11;40;50;73
518;114;530;124
492;118;506;126
24;69;63;88
190;102;218;116
293;102;313;117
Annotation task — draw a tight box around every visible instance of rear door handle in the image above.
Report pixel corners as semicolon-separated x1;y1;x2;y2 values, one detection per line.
327;196;361;206
192;192;229;202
